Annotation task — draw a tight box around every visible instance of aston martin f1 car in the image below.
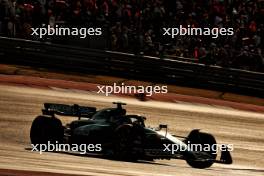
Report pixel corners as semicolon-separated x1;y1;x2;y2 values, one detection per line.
30;102;232;168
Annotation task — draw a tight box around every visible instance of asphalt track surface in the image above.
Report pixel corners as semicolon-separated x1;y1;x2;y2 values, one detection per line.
0;84;263;176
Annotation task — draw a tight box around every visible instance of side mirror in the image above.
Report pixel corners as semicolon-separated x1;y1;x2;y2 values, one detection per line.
159;124;168;129
159;124;168;137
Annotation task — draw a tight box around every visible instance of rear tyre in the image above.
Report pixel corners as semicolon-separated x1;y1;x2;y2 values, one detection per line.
30;115;63;146
185;130;217;169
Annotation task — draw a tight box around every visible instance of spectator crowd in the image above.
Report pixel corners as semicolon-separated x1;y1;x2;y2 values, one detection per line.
0;0;263;72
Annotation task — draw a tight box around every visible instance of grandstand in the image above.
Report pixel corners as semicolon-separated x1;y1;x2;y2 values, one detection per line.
0;0;263;72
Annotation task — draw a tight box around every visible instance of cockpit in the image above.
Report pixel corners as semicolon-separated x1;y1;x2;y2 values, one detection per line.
91;108;126;121
90;102;146;127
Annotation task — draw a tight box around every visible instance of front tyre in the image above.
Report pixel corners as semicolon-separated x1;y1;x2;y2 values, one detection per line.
185;130;217;169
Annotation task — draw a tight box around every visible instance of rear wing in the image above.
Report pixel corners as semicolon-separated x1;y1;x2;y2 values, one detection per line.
42;103;96;118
